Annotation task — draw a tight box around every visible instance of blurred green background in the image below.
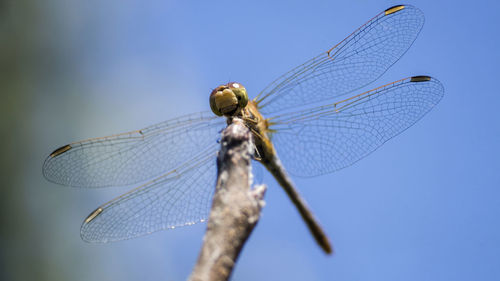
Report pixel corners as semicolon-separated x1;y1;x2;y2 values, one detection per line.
1;1;208;280
2;1;500;281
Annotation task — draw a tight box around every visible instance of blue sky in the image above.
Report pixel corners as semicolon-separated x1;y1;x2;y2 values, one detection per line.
22;0;500;280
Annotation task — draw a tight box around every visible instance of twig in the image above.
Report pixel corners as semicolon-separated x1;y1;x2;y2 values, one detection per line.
188;118;266;281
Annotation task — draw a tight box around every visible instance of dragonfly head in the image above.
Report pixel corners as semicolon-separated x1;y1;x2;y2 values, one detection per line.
210;82;249;116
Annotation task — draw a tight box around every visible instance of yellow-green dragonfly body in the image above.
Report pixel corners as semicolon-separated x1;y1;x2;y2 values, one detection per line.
43;5;443;253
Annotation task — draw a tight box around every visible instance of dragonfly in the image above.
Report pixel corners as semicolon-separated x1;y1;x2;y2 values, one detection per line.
43;5;443;254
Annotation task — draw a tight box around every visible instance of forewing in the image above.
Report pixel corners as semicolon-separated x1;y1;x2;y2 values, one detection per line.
255;5;424;115
43;111;225;187
269;76;444;177
81;149;217;242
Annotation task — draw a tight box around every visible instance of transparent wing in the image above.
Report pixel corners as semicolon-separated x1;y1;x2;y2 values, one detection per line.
43;111;225;187
255;5;424;115
268;76;444;177
81;147;217;242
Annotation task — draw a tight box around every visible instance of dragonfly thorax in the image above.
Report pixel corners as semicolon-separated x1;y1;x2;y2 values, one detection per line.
209;82;248;116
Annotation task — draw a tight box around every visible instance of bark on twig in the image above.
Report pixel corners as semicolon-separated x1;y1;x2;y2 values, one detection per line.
188;118;266;281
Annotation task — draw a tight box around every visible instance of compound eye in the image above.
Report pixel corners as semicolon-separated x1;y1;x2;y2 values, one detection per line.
209;87;223;116
226;82;248;108
228;82;243;89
